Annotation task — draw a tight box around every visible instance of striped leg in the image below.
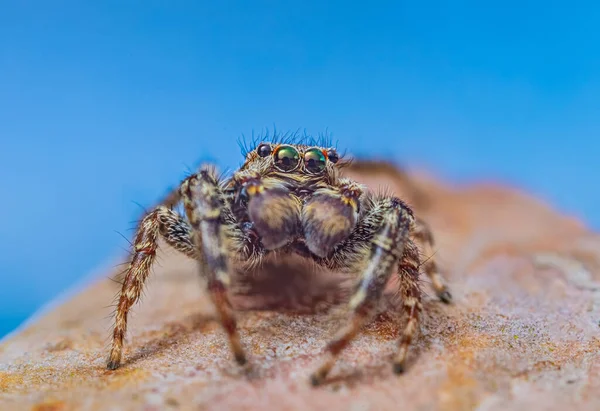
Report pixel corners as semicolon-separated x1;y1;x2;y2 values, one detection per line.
412;218;452;303
108;168;247;370
181;169;246;365
310;198;413;386
393;278;422;373
107;206;198;369
392;243;423;373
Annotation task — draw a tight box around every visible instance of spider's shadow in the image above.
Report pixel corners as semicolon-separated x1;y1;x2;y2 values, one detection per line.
109;301;441;387
116;312;218;369
108;256;448;386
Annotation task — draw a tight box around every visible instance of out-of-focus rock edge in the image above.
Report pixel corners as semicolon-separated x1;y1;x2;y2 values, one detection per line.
1;161;599;411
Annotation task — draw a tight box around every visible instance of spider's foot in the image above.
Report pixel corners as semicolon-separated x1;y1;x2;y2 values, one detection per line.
310;355;335;386
234;351;248;366
309;370;328;387
438;288;453;304
392;361;405;374
106;360;120;370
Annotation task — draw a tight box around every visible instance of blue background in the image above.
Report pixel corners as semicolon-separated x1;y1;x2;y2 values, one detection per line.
1;1;599;338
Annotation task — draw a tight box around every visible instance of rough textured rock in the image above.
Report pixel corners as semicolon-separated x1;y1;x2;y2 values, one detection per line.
2;160;599;411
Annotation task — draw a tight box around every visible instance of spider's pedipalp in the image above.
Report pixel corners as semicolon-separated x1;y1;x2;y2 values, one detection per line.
301;185;361;258
244;180;301;250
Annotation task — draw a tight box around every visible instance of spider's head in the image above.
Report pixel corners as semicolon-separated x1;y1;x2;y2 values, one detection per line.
239;142;344;184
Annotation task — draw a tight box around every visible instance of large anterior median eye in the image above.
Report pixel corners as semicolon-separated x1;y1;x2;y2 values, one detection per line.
304;148;327;173
273;145;300;171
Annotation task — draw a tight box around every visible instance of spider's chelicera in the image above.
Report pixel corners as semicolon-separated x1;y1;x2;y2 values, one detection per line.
107;138;452;386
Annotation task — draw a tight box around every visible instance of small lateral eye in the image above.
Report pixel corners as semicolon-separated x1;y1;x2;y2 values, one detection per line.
273;145;300;171
327;148;339;163
257;143;272;157
304;148;327;173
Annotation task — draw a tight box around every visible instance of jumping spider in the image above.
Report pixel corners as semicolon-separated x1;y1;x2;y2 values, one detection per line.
107;138;452;386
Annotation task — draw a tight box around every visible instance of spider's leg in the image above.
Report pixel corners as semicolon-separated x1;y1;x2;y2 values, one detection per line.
344;159;431;210
412;218;452;303
154;168;202;209
392;242;423;373
181;169;247;365
310;197;413;386
108;169;252;370
107;205;198;369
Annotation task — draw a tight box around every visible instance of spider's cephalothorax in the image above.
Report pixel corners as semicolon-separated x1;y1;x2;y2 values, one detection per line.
106;139;452;386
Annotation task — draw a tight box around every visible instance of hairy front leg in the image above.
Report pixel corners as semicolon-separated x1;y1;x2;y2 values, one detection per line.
107;206;198;369
310;198;413;386
181;170;247;365
108;168;252;370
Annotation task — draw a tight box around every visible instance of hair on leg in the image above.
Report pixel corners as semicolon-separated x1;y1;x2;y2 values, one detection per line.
411;218;452;303
108;205;198;369
181;169;247;365
391;243;423;373
310;197;413;386
108;167;252;370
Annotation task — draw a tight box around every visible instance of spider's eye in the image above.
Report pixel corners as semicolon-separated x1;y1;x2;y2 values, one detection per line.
257;143;272;157
327;149;339;164
304;148;327;174
273;145;300;172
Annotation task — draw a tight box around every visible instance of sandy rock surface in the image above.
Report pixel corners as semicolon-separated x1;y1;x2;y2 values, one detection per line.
1;161;599;411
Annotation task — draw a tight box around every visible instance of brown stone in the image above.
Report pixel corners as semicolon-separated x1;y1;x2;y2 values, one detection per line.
1;160;599;410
